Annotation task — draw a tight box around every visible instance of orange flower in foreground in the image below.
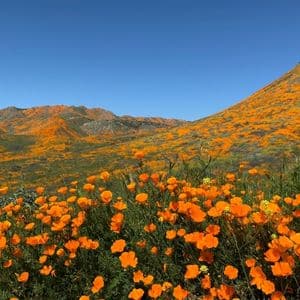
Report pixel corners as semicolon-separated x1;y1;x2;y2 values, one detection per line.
205;224;220;235
64;240;80;253
248;168;258;175
217;284;235;300
271;261;293;277
79;296;90;300
133;270;144;283
135;193;148;204
261;280;275;295
201;275;211;289
111;239;126;253
144;223;157;233
101;190;113;204
91;275;104;293
184;265;200;279
173;285;189;300
143;274;154;285
0;186;8;195
264;248;281;262
99;171;110;181
134;151;145;160
271;291;286;300
119;251;138;268
245;258;256;268
188;204;206;222
0;236;7;249
113;200;127;211
39;265;53;276
148;284;163;299
17;272;29;283
128;288;144;300
224;265;238;280
110;213;124;233
166;230;176;240
83;183;95;192
3;259;13;268
36;186;45;195
290;233;300;245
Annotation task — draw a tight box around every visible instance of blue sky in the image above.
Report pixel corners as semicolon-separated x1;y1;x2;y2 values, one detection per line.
0;0;299;120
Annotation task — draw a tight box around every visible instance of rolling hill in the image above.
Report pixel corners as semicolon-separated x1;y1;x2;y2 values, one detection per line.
0;64;299;188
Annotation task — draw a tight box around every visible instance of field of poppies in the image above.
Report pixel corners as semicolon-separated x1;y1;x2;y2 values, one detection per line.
0;152;299;300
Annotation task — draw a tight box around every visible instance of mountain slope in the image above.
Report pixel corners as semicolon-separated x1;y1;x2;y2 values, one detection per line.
0;64;299;188
131;64;300;164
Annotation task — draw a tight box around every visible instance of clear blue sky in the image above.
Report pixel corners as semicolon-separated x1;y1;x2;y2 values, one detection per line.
0;0;299;120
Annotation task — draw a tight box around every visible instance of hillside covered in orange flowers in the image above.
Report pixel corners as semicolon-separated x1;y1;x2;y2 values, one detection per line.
0;64;299;188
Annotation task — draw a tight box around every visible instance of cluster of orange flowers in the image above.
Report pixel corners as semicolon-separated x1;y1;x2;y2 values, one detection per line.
0;160;299;299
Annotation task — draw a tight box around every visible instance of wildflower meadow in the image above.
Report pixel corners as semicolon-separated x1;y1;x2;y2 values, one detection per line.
0;152;299;300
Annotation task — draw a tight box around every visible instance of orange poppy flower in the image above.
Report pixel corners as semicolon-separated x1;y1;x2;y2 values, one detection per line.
248;168;258;175
91;275;104;293
144;223;157;233
245;258;256;268
188;204;206;222
278;236;293;249
290;233;300;245
39;265;53;276
128;288;144;300
230;203;251;218
17;272;29;283
0;236;7;249
226;173;235;182
24;222;35;230
135;193;148;204
271;291;286;300
201;234;219;249
101;190;113;204
201;275;211;289
36;186;45;195
184;264;199;279
39;255;48;264
99;171;110;181
134;151;145;159
177;228;186;237
139;173;149;183
261;280;275;295
173;285;189;300
165;247;173;256
150;246;158;254
0;186;8;195
64;240;80;253
83;183;95;192
79;296;90;300
224;265;238;280
166;230;176;240
113;200;127;211
143;275;154;285
264;248;281;262
271;261;293;277
3;259;13;268
133;270;144;283
148;284;163;299
110;213;124;233
205;224;220;235
119;251;138;268
217;284;235;300
111;239;126;253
